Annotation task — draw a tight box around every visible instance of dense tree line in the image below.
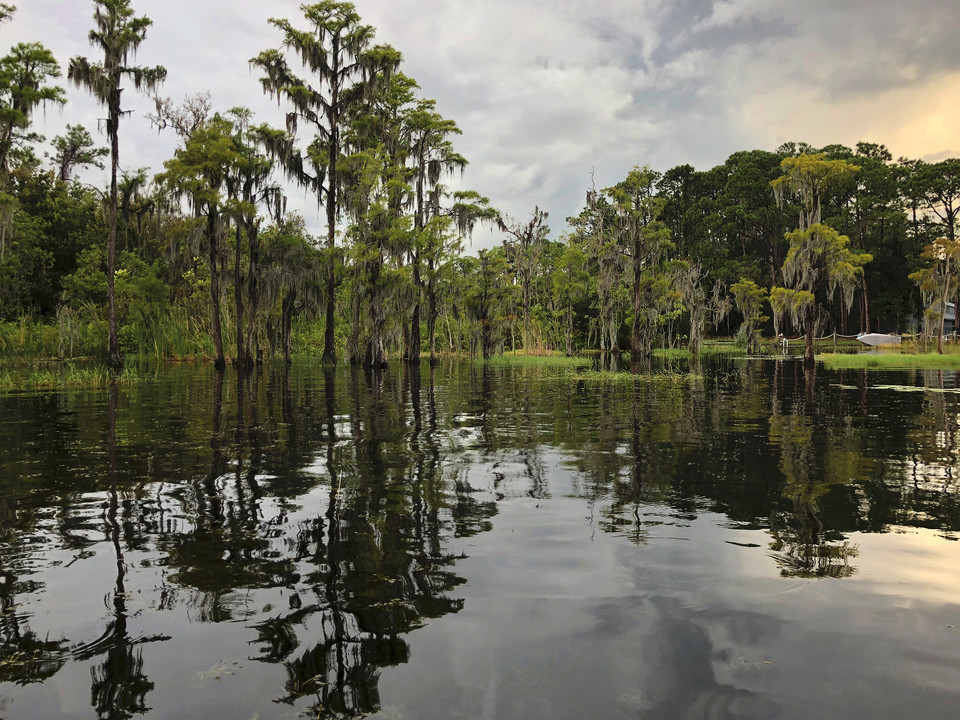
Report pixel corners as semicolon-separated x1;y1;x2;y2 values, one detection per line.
1;1;957;367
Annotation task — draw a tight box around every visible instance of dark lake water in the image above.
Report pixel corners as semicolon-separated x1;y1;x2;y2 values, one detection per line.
1;359;959;719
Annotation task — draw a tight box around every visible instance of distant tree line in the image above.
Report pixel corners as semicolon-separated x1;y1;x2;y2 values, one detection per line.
1;1;957;367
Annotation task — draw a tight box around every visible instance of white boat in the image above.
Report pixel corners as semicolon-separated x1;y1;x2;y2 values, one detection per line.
857;333;901;346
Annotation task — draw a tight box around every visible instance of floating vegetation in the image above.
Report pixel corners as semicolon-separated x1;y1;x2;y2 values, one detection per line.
478;353;591;367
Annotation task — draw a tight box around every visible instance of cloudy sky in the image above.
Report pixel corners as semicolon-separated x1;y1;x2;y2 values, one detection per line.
3;0;959;245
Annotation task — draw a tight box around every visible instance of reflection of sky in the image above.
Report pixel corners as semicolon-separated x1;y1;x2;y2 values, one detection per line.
6;365;960;719
379;458;960;719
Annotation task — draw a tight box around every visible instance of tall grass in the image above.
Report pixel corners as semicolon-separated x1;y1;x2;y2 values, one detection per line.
0;362;146;391
0;305;223;366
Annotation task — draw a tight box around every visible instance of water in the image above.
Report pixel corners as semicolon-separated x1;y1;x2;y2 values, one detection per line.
1;359;959;719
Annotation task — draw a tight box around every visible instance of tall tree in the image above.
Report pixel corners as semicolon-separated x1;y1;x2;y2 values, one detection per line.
405;98;466;362
576;182;622;353
843;143;901;333
252;2;400;364
605;166;672;358
341;145;408;368
427;191;497;361
158;113;238;368
69;0;166;369
501;206;548;353
552;234;591;356
231;118;285;370
770;224;871;366
467;248;513;359
771;153;868;366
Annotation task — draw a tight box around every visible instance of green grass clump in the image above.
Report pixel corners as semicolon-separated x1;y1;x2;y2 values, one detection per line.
653;343;746;359
819;352;960;370
0;363;146;392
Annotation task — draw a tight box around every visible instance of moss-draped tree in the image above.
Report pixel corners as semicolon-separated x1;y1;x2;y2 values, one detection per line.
69;0;166;369
252;2;400;364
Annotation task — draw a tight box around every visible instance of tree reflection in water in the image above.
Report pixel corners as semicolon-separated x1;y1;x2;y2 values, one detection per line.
75;381;164;719
1;359;960;717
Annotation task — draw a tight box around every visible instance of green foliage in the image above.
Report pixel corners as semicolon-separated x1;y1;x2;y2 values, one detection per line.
49;124;107;182
731;278;768;352
0;40;65;174
772;153;859;230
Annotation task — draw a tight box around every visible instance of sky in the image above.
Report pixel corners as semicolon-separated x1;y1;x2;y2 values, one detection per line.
3;0;960;247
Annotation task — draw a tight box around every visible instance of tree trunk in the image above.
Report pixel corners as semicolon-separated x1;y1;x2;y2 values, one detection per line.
282;288;296;364
366;260;386;369
409;158;425;364
106;118;122;370
409;263;422;364
427;273;438;364
232;219;244;366
207;209;225;369
323;252;336;364
522;280;530;353
938;262;950;354
862;274;872;335
323;67;340;365
631;237;643;358
566;302;573;356
243;222;259;371
346;287;361;366
804;305;816;368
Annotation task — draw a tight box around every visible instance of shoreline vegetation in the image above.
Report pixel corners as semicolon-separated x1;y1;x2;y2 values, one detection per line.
2;3;959;386
7;339;960;393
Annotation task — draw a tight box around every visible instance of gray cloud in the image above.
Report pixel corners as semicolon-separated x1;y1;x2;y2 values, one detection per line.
2;0;957;246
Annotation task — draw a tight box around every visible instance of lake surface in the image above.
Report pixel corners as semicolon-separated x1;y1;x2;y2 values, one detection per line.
1;358;959;719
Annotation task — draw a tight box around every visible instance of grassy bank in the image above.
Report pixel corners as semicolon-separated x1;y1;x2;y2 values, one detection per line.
819;351;960;370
